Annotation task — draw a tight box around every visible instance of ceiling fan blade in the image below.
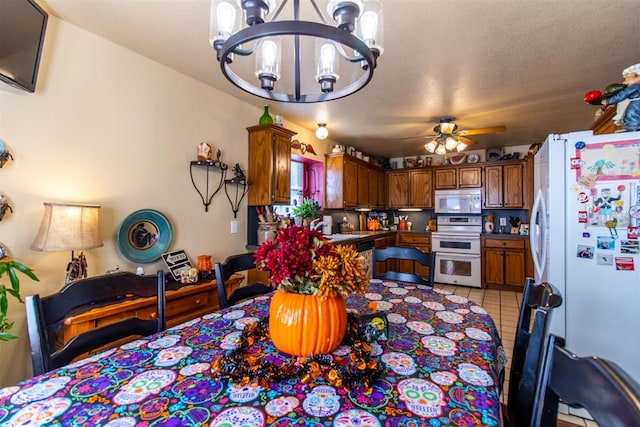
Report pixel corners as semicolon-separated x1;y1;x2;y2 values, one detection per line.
397;134;437;140
456;125;506;137
457;136;477;146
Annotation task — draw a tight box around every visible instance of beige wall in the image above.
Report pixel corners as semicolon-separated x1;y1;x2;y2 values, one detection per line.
0;17;331;386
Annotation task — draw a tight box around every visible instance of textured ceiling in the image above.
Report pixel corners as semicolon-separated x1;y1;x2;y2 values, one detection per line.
40;0;640;157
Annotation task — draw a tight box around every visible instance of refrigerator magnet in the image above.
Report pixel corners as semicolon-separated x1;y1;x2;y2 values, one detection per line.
614;256;635;271
627;226;638;240
577;245;594;259
597;254;613;265
620;240;640;254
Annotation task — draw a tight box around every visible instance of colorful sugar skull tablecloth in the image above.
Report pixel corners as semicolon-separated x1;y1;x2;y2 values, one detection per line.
0;280;505;426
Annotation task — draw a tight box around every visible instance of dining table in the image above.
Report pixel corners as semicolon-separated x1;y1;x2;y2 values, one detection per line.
0;279;506;426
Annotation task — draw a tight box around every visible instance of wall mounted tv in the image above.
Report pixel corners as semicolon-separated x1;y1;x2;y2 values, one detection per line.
0;0;48;93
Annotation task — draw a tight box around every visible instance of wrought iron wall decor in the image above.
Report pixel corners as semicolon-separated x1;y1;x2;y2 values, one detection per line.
189;155;249;215
225;163;249;218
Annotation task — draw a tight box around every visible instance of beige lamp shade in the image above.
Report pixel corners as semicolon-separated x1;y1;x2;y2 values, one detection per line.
31;203;103;252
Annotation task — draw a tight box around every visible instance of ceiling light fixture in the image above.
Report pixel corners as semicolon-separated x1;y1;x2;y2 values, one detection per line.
425;137;468;155
315;123;328;139
210;0;384;103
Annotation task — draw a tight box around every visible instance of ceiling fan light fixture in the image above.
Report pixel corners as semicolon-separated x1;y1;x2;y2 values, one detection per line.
445;136;458;150
435;144;447;156
211;0;383;103
315;123;329;139
439;121;456;134
425;140;437;153
456;141;468;152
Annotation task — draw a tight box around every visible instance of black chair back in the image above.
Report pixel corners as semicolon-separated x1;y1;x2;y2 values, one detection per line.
372;246;435;286
214;253;273;309
25;270;166;376
531;334;640;427
506;278;562;426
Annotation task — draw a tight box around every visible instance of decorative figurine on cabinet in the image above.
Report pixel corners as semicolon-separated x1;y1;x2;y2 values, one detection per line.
484;213;495;233
602;63;640;132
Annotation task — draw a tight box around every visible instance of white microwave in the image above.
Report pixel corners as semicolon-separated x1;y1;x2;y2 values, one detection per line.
434;189;482;214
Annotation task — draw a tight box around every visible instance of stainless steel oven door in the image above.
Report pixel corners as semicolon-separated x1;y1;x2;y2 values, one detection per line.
431;233;480;255
434;252;481;288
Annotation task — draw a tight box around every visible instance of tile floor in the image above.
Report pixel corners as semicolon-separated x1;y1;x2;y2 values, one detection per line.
433;284;598;427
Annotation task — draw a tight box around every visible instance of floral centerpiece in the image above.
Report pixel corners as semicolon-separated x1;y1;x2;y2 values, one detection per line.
254;225;368;356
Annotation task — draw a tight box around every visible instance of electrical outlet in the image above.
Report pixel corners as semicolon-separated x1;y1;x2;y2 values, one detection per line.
499;217;507;226
230;220;238;234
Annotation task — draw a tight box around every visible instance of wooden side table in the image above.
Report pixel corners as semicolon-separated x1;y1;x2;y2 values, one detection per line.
60;274;244;346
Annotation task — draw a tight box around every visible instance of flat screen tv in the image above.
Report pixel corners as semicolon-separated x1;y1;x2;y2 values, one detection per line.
0;0;48;93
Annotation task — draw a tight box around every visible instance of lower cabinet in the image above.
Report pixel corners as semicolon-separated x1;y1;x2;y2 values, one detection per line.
483;238;528;290
373;235;396;275
396;234;432;278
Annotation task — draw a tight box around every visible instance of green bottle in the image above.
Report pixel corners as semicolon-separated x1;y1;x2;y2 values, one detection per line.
259;105;273;125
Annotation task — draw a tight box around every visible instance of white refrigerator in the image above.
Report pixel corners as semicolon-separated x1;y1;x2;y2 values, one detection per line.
531;130;640;389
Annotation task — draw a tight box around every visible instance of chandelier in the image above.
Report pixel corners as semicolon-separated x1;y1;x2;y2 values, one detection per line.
209;0;384;103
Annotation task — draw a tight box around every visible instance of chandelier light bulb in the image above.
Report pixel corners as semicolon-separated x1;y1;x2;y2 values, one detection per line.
435;144;447;156
217;2;236;36
316;41;340;92
359;11;378;44
456;142;468;152
210;0;240;50
316;123;329;140
256;38;281;90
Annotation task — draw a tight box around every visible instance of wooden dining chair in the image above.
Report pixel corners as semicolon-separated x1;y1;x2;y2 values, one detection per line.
372;246;435;286
214;253;274;309
504;278;563;426
25;270;166;376
531;334;640;427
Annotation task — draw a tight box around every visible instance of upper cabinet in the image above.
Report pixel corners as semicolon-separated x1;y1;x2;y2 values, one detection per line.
434;166;482;190
247;124;297;206
325;153;385;209
386;169;433;209
484;161;526;209
386;171;409;209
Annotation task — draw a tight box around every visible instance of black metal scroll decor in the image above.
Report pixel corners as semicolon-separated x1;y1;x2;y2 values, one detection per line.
224;163;249;218
189;158;248;215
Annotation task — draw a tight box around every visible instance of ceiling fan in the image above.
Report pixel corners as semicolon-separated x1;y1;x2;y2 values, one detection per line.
401;117;506;155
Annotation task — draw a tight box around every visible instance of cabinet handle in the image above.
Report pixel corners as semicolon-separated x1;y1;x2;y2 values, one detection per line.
150;312;157;319
195;298;202;305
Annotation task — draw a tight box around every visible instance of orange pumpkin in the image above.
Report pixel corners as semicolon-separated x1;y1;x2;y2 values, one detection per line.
269;289;347;356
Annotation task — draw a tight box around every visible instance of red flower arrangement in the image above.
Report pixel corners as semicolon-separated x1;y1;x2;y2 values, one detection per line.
254;225;367;299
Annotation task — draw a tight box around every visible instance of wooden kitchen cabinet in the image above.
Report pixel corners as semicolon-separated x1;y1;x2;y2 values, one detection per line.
484;161;524;208
386;170;409;208
396;233;432;278
483;238;526;290
434;166;482;190
368;169;384;209
386;169;433;209
60;275;244;347
410;169;434;209
247;124;297;205
325;153;384;209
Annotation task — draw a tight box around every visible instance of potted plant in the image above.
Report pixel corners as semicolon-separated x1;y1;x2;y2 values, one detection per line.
254;225;367;356
0;258;39;341
291;197;321;228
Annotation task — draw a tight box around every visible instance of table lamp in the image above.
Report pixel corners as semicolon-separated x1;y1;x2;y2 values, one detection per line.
31;202;103;284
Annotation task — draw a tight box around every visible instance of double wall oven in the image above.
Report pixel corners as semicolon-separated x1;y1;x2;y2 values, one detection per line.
431;215;482;288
